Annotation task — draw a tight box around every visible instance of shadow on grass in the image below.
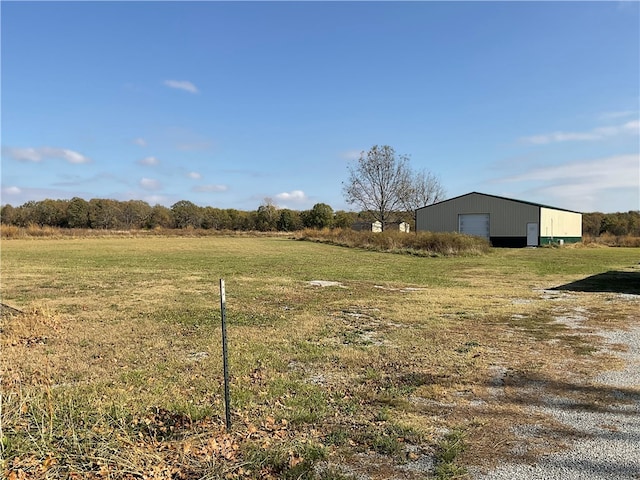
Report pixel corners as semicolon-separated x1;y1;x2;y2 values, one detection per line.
552;270;640;295
503;376;640;415
0;302;24;318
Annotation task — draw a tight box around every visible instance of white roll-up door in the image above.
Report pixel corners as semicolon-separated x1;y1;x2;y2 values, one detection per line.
458;214;490;239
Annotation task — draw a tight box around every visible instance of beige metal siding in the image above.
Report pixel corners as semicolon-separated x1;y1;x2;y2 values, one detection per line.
540;208;582;238
416;193;539;236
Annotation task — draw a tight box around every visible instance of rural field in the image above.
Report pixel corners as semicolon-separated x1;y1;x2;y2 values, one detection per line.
1;235;639;479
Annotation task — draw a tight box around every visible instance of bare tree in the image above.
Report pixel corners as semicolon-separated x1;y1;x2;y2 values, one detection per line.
400;168;446;212
343;145;444;230
343;145;411;230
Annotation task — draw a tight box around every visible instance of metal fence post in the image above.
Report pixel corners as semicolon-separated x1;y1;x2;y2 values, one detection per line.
220;279;231;430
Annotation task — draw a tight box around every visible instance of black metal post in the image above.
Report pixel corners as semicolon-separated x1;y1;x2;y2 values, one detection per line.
220;279;231;430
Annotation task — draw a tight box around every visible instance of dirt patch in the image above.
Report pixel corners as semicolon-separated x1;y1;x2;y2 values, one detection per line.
467;292;640;479
308;280;345;288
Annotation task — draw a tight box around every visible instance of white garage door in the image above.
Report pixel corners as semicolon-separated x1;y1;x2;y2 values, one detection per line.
459;214;490;239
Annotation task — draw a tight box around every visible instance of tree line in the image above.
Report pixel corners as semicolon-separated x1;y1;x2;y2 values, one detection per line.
582;211;640;237
2;198;637;237
0;197;385;232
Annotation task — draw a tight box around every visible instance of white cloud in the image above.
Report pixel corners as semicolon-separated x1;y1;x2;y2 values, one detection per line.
143;195;169;205
520;120;639;145
163;80;199;94
138;156;160;166
2;186;22;195
133;137;147;147
187;172;202;180
3;146;92;164
193;184;228;193
60;149;91;164
275;190;307;203
139;177;161;190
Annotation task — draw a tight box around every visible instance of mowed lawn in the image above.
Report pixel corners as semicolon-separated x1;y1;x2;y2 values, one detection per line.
2;236;639;479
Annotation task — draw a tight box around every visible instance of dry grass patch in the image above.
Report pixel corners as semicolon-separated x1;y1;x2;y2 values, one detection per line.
295;228;491;256
2;238;639;478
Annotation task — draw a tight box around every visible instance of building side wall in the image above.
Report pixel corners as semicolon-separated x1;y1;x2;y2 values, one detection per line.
540;208;582;244
352;221;382;232
416;193;539;236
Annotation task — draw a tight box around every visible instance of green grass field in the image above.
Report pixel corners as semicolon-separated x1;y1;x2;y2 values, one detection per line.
2;237;639;479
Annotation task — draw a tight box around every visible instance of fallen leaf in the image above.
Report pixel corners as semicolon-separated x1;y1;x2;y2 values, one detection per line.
41;455;57;471
289;456;304;468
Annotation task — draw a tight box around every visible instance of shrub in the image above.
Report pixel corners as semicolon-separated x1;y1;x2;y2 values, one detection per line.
294;229;490;256
0;225;23;238
582;234;640;247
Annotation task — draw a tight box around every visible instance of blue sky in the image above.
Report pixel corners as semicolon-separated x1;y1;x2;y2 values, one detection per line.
1;1;638;213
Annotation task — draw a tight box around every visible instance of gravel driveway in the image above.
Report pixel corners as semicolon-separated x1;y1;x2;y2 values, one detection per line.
472;324;640;480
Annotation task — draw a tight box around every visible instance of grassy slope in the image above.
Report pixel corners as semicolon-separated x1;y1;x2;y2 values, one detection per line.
1;237;639;479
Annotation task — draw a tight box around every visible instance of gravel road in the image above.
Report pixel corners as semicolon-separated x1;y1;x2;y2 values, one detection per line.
472;325;640;480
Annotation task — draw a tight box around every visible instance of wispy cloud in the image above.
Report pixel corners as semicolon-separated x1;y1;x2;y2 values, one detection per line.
598;110;637;121
617;0;639;12
0;185;89;205
193;184;228;193
177;141;211;151
3;146;92;164
498;154;638;185
163;80;199;94
133;137;147;147
340;149;362;161
494;154;639;211
163;127;212;151
520;120;639;145
187;172;202;180
139;177;161;190
53;172;128;188
138;156;160;166
275;190;307;203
